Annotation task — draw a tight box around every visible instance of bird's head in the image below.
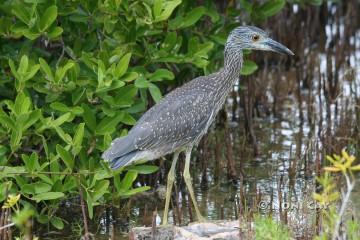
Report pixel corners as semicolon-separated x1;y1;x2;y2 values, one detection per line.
226;26;294;55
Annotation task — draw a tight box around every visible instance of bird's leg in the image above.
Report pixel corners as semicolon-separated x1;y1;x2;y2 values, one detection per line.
183;147;206;222
162;151;180;225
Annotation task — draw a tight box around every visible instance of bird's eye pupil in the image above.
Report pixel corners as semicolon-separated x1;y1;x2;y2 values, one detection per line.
252;35;260;41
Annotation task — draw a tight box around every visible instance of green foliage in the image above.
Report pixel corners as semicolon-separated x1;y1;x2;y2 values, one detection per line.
239;0;286;23
254;215;291;240
0;0;294;233
314;150;360;239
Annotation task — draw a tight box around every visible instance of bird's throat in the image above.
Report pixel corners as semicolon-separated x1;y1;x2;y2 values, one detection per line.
224;47;243;78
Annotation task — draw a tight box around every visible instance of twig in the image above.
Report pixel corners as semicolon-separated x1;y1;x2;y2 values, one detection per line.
79;182;90;240
332;173;355;240
151;208;157;240
0;223;14;231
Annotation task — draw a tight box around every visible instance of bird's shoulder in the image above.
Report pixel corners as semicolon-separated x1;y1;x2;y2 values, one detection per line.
137;73;220;123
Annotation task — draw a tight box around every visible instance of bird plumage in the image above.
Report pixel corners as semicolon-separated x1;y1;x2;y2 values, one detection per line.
102;25;294;224
102;26;293;170
102;72;236;168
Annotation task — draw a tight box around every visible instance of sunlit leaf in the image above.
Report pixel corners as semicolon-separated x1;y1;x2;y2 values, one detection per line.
241;60;258;75
153;0;181;22
114;53;132;78
148;83;162;103
56;144;74;170
39;6;58;31
50;217;64;230
33;192;64;202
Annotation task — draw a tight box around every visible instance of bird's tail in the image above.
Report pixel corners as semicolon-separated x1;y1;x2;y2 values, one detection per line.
102;135;138;170
109;151;139;170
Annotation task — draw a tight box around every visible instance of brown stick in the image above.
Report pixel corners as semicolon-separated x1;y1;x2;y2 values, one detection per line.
151;208;157;240
79;184;89;240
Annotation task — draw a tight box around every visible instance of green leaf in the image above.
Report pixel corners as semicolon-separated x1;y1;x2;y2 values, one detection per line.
54;126;73;145
72;123;85;155
39;58;54;82
50;102;69;112
114;53;132;78
47;26;63;39
169;6;206;29
92;180;109;202
22;29;41;40
115;85;138;107
82;104;97;132
50;217;64;230
14;93;31;115
96;80;125;93
63;176;77;192
96;113;124;135
241;60;258;75
12;5;31;25
22;152;40;173
12;207;34;226
55;61;75;82
51;112;72;127
120;72;138;82
128;165;159;174
23;109;41;131
135;76;150;88
33;192;64;202
86;193;94;219
148;83;162;103
18;55;29;76
39;5;58;31
21;184;35;195
56;144;74;170
0;115;15;130
24;64;40;81
113;175;122;193
8;59;20;80
149;69;174;81
120;186;150;198
259;0;286;18
121;112;136;125
10;130;22;151
120;170;138;191
153;0;162;18
33;182;52;194
154;0;181;22
239;0;252;13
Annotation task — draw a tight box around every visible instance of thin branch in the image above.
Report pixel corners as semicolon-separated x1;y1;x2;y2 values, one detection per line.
0;223;15;231
332;172;355;240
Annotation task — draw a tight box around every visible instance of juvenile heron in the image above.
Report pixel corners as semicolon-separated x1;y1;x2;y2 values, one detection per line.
102;26;294;224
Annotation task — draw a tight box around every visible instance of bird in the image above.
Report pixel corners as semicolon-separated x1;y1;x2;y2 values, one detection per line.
102;26;294;224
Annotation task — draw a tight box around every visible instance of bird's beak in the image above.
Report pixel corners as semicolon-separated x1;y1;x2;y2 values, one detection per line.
264;38;294;55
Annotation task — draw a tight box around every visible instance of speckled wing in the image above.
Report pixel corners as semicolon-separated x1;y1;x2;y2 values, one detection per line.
102;75;217;167
131;78;214;151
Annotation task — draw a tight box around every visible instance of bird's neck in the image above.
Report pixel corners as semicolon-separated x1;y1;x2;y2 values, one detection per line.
210;46;243;111
223;46;243;78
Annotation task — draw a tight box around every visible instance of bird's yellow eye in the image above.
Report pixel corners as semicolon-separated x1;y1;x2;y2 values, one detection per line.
252;34;260;41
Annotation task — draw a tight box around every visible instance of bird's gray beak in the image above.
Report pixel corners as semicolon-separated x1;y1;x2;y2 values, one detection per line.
264;38;294;55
